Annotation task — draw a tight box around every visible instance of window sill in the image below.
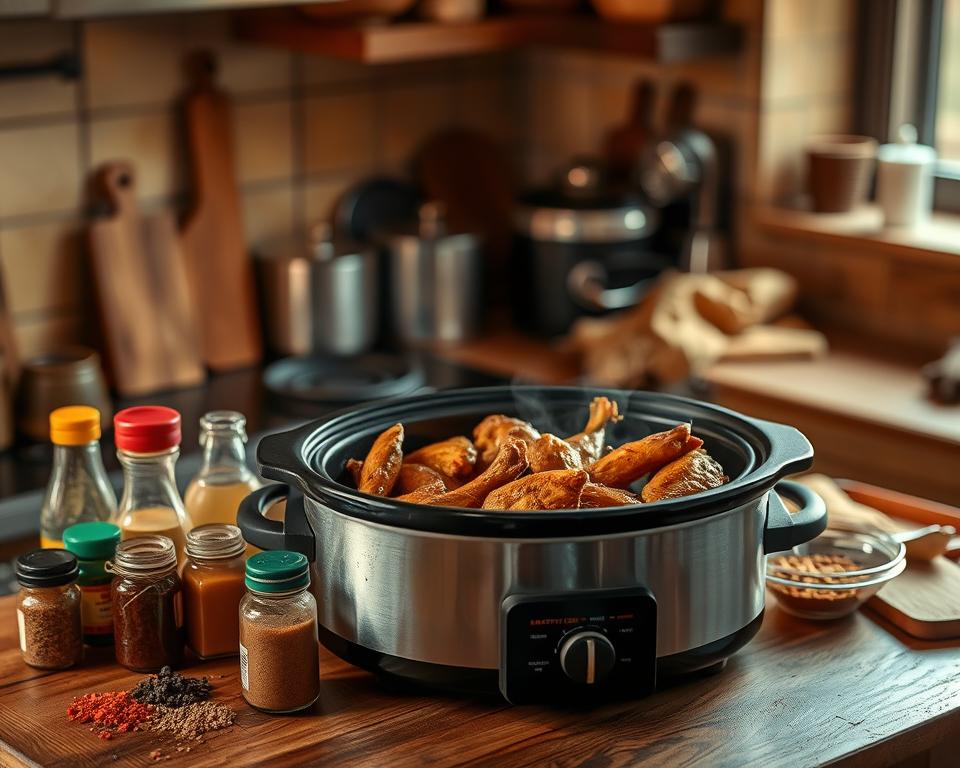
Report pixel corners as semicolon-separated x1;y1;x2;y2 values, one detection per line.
753;205;960;269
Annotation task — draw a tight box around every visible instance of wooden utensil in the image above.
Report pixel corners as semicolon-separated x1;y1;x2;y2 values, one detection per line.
603;79;655;183
89;162;205;396
181;51;262;371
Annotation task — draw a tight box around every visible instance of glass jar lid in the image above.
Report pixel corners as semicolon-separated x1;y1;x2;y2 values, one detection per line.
186;524;246;561
108;535;177;577
16;549;79;587
115;406;182;453
245;551;309;593
50;405;102;446
64;521;121;561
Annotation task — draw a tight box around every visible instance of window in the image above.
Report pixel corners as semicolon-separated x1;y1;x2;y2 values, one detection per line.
860;0;960;209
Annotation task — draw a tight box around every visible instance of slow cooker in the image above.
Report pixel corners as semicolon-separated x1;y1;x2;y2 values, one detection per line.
238;386;826;704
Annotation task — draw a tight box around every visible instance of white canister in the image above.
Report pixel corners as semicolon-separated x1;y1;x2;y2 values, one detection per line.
875;124;937;228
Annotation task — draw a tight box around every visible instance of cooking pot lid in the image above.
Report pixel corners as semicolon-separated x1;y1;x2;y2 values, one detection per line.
263;354;425;404
255;386;815;538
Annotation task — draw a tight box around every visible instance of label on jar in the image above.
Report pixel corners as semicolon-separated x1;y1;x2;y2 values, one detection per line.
17;609;25;652
80;584;113;635
240;643;249;691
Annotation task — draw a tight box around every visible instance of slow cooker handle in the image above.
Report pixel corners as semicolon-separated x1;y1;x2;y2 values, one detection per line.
236;484;316;561
763;480;827;554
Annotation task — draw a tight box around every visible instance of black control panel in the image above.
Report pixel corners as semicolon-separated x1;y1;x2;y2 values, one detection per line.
499;588;657;704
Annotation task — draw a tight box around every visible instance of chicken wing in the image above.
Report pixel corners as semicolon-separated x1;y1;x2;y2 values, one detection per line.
394;477;447;504
588;424;702;489
482;469;589;511
420;436;529;509
394;463;457;495
579;482;639;508
345;458;363;487
353;423;404;496
567;396;623;464
404;436;477;480
473;415;540;465
641;449;729;502
528;433;584;473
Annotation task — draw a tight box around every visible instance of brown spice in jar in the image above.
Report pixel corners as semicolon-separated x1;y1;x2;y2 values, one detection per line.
239;614;320;712
768;553;865;610
17;586;82;669
112;570;182;672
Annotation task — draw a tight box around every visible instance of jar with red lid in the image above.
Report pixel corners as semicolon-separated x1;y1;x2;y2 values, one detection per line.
111;407;193;564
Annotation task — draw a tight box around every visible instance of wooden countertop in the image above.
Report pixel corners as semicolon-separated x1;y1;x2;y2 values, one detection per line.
2;593;960;768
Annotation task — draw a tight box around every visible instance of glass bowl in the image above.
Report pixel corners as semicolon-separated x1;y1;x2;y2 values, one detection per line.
766;529;907;620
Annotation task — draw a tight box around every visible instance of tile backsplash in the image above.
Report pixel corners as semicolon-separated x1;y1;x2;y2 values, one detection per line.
0;14;518;359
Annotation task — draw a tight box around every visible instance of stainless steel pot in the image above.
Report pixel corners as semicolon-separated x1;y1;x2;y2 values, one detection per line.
238;386;826;703
383;203;482;344
256;226;378;356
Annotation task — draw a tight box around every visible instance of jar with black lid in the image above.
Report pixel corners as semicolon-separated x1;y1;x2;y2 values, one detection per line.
16;549;83;669
108;535;182;671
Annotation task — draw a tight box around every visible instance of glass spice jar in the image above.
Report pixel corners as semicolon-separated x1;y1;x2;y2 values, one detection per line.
182;524;247;659
63;521;121;646
239;551;320;713
16;549;83;669
108;535;183;672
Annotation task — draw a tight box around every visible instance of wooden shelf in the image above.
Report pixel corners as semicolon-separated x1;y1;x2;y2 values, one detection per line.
235;10;742;64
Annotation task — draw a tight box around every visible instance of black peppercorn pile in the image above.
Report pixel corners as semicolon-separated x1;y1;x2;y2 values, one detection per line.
130;667;212;707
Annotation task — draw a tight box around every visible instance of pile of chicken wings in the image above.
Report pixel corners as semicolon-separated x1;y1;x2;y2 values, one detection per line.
345;397;729;511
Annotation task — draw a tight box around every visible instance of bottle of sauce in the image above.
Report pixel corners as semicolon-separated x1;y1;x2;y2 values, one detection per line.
63;521;121;647
40;406;117;548
184;411;260;528
182;524;247;659
112;407;192;563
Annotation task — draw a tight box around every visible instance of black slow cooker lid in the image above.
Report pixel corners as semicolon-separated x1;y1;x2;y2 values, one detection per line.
256;386;814;538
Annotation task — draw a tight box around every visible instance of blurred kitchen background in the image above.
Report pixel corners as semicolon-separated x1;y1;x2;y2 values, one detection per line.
0;0;957;577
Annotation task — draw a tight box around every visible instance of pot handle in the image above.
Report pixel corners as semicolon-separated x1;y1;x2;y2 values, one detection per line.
763;480;827;554
236;484;316;561
566;260;655;311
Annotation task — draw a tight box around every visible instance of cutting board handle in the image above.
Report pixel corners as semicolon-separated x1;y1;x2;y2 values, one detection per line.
94;161;138;219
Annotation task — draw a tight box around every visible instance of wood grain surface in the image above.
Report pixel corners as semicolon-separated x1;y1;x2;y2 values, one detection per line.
1;592;960;768
89;162;205;396
180;52;262;372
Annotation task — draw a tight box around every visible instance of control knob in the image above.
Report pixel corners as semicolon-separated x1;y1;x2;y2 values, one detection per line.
558;630;616;685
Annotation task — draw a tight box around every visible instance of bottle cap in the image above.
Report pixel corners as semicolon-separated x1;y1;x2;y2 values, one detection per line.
245;551;310;593
63;522;121;561
114;406;181;453
16;549;79;588
50;406;101;446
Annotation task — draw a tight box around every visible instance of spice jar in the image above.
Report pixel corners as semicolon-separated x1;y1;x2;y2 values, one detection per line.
63;521;121;646
40;406;117;548
109;535;183;672
183;524;247;659
16;549;83;669
184;411;261;529
112;407;193;564
239;551;320;713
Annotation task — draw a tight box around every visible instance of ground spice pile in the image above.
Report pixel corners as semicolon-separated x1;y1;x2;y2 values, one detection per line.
147;701;236;740
130;666;212;707
66;691;154;740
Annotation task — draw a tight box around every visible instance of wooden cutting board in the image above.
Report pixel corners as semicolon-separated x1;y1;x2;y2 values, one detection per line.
89;162;205;396
181;51;262;371
837;480;960;640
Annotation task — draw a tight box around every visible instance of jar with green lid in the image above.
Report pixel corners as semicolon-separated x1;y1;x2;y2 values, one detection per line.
64;521;121;646
239;551;320;713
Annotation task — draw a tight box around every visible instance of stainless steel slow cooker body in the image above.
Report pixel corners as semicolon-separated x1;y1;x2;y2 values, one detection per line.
239;386;826;703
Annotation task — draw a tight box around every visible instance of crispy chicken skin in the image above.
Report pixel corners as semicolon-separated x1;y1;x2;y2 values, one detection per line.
473;415;541;465
404;436;477;480
528;433;584;473
394;463;456;495
641;449;728;502
420;436;529;508
579;482;639;508
566;396;623;464
588;424;702;489
395;478;447;504
354;423;404;496
482;469;589;511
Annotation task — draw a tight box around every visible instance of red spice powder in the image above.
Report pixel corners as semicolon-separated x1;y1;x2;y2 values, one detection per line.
66;691;154;737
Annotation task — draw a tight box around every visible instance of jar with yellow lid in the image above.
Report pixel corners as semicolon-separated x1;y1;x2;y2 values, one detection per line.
40;406;118;548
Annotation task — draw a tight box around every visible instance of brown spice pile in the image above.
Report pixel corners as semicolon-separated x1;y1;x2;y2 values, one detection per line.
147;701;236;741
768;553;863;602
